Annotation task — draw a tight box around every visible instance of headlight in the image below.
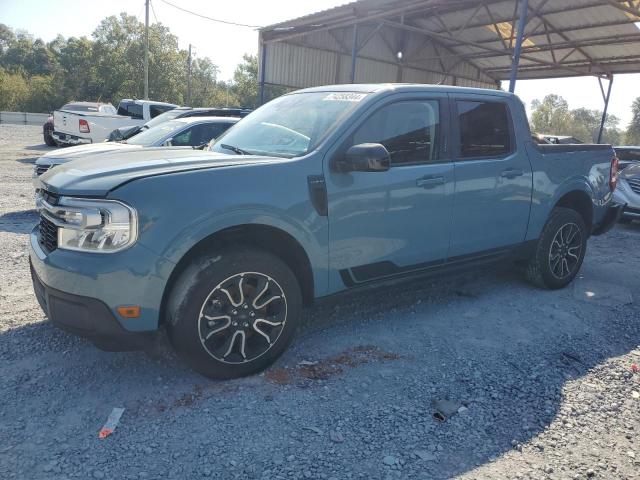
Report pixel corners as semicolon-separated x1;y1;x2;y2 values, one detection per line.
39;196;138;253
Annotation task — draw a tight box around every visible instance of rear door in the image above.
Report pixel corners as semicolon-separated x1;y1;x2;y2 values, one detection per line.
448;94;532;257
326;93;454;286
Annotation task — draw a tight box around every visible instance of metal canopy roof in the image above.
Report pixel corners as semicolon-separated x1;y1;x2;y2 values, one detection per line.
258;0;640;90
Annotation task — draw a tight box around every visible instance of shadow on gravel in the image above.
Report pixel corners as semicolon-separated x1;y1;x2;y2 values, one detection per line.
24;144;55;152
16;157;38;165
0;209;38;234
1;262;638;479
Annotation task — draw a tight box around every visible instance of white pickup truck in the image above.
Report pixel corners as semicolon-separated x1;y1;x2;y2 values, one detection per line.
52;99;177;146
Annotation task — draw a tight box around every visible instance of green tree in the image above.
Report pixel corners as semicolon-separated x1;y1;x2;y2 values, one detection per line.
530;94;623;144
231;54;258;108
0;17;273;113
626;98;640;145
530;94;574;135
0;67;29;110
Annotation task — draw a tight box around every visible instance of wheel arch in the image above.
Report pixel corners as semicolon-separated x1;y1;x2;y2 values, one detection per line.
159;223;315;325
552;189;594;232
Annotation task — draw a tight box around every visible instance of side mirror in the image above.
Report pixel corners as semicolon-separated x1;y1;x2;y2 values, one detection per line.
333;143;390;173
162;138;173;147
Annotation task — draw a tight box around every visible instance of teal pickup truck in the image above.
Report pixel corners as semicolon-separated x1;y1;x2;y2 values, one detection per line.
30;84;622;379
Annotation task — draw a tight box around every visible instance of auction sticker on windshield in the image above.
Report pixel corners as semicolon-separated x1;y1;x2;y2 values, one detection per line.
323;93;367;102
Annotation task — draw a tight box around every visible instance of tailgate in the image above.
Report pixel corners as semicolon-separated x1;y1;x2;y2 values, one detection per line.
53;110;81;136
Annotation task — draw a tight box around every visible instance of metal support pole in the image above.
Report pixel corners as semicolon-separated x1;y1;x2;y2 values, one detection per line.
350;24;359;84
187;44;192;106
144;0;149;99
597;75;614;144
258;40;267;106
508;0;529;93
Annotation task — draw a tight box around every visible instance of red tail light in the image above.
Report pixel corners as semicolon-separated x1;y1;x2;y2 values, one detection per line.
79;119;90;133
609;155;619;191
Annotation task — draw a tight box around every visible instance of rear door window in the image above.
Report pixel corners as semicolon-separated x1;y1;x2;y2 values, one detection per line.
456;101;512;158
149;104;174;118
118;102;144;119
172;123;235;146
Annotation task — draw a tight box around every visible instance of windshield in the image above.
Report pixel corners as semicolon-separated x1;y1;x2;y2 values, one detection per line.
210;91;368;158
126;120;187;146
143;109;187;130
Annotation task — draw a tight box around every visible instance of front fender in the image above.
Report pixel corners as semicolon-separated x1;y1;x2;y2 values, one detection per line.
110;159;330;297
157;207;328;296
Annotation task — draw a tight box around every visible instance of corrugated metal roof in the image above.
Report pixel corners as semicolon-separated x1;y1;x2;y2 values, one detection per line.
259;0;640;88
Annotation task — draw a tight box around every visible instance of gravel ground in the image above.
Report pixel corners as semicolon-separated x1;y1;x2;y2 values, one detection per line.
0;124;639;480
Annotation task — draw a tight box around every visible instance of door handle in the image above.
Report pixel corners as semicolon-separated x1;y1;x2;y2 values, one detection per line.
500;169;524;179
416;176;445;189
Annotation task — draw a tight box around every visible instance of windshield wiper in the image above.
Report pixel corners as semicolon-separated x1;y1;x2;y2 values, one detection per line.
220;144;252;155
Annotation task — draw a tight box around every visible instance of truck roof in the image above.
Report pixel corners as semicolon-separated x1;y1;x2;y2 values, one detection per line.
63;101;113;106
294;83;514;98
120;99;178;107
172;116;241;124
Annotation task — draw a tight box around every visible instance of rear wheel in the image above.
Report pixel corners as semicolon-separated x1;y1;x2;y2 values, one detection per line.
43;130;56;147
166;247;302;379
525;207;587;289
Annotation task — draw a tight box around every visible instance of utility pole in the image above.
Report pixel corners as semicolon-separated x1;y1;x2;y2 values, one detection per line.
144;0;149;99
187;44;192;106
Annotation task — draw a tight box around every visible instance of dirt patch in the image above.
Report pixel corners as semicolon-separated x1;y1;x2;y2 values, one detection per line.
265;345;401;385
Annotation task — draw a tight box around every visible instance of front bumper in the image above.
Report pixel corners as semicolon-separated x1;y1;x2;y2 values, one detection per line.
51;131;92;145
592;202;624;235
621;206;640;220
28;225;174;350
30;263;153;350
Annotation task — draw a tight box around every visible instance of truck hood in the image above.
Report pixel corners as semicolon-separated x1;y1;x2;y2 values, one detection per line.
38;149;278;196
37;142;141;165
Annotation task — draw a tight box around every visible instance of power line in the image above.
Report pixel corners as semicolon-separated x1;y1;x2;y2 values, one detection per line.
158;0;262;28
150;0;160;24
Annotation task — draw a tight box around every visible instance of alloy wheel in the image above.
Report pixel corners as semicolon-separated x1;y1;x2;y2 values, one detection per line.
548;222;582;279
197;272;287;364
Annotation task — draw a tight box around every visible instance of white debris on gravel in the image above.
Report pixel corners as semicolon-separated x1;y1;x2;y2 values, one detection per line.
0;124;639;479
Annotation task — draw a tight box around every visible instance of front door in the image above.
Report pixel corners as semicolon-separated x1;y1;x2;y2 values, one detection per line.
448;95;533;257
325;95;454;287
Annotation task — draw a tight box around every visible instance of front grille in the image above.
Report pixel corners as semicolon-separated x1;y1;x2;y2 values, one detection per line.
627;178;640;195
35;165;52;176
41;190;60;205
39;215;58;253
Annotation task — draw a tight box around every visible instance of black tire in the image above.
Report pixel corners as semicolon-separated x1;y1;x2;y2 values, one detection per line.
525;207;588;289
166;247;302;379
618;217;632;224
44;131;56;147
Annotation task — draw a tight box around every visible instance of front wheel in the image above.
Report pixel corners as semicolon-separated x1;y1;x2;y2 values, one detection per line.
525;207;587;289
166;247;302;379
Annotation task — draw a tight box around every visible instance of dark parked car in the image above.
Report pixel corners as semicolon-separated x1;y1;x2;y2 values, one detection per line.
614;146;640;170
542;134;584;144
108;107;252;142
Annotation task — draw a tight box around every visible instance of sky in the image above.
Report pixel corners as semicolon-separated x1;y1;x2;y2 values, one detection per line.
1;0;638;127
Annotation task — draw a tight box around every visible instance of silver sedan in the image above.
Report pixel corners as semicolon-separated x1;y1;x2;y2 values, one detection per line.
614;163;640;223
